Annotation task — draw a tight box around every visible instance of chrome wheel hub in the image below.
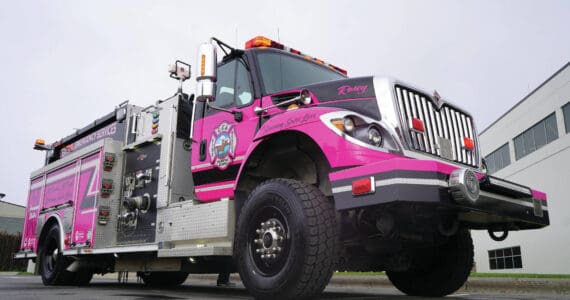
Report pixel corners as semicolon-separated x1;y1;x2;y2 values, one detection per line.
253;218;286;262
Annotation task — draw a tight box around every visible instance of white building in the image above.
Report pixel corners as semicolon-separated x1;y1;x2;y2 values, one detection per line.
0;199;25;235
473;62;570;274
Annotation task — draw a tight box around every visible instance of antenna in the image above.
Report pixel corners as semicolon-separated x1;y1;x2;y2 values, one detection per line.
277;27;280;42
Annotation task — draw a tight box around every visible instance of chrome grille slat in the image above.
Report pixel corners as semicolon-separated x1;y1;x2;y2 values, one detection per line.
415;94;429;152
466;116;474;165
395;85;478;167
421;97;435;154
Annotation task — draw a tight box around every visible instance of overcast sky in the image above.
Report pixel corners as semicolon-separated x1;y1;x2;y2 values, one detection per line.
1;0;569;206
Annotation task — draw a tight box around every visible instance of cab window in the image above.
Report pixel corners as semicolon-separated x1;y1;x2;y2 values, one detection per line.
215;59;253;108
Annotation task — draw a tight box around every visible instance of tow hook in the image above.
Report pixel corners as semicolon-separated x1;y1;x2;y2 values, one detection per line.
488;228;509;241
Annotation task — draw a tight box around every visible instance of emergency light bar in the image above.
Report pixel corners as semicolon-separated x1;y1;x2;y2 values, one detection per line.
244;36;348;76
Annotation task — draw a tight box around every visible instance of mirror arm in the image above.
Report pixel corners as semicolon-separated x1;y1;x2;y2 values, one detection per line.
207;102;243;122
254;95;301;116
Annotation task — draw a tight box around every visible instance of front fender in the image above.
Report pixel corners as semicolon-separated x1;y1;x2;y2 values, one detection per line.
236;107;403;190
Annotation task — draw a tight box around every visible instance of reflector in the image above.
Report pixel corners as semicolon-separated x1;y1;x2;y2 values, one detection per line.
352;177;375;196
412;118;425;132
463;137;475;150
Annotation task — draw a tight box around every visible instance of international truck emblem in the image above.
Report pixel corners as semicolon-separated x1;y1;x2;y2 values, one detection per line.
209;122;237;170
433;90;441;103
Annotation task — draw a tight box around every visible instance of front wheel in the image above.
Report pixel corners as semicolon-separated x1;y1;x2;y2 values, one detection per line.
234;179;338;300
387;229;474;297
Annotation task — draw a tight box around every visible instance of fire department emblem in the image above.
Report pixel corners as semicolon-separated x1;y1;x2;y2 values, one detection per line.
209;122;237;170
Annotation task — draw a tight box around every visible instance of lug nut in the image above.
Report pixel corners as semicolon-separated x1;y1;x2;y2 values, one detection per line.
260;222;265;227
256;249;262;253
271;254;277;259
256;229;262;234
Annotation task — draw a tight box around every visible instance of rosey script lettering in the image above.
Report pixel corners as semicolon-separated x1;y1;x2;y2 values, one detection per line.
337;85;368;96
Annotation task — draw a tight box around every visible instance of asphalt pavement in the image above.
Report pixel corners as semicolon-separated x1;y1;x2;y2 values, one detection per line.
0;273;569;300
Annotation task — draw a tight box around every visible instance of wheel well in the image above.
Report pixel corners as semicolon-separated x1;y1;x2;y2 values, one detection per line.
38;217;61;251
236;131;332;198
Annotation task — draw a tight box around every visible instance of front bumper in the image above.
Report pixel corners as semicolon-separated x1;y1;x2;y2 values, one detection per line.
330;159;549;230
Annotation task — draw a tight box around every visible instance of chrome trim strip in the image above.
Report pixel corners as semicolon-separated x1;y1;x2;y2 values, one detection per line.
63;244;159;255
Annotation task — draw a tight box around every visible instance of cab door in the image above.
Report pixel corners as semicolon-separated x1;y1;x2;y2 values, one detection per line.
191;57;258;202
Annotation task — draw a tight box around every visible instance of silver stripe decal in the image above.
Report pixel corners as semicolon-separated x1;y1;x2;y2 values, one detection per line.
479;191;547;210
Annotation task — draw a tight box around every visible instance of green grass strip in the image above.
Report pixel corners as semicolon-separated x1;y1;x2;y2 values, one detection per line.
333;271;570;279
470;273;570;279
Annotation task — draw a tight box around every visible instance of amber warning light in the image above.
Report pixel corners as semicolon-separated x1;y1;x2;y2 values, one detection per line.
33;139;51;151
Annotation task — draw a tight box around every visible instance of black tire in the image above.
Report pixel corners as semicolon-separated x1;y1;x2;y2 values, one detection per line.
234;179;338;300
138;271;189;286
387;229;474;297
40;224;72;285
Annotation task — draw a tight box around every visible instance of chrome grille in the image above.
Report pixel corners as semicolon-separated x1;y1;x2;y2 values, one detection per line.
395;85;478;167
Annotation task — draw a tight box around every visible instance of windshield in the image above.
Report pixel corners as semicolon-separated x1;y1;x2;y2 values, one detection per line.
256;51;346;94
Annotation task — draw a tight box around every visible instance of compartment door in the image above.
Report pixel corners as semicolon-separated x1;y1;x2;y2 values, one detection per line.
21;177;44;252
71;150;102;247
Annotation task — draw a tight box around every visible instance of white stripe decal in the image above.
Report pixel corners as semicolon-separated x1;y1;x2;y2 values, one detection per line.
191;163;212;170
375;178;449;188
332;185;352;193
332;178;447;194
47;159;99;185
30;182;43;190
30;159;100;189
195;183;234;193
80;208;98;215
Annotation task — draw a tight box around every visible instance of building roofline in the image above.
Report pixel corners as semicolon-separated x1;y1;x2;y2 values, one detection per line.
480;61;570;135
0;199;25;208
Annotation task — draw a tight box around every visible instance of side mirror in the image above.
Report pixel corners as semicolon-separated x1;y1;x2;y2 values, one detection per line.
196;42;217;102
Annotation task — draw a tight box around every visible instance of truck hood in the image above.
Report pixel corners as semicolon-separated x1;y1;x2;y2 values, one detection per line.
301;76;380;120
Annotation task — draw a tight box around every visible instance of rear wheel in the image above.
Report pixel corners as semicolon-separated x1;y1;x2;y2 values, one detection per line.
40;224;72;285
234;179;338;300
387;229;474;297
138;271;189;286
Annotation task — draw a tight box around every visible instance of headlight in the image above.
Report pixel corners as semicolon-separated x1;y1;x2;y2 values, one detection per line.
323;112;401;153
343;117;355;132
367;126;382;147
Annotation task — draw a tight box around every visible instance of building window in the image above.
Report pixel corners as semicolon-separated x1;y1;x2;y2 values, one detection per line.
489;246;522;270
485;143;511;174
563;102;570;133
513;113;558;160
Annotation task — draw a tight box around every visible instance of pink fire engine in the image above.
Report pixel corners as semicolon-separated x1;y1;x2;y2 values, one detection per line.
17;36;549;299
